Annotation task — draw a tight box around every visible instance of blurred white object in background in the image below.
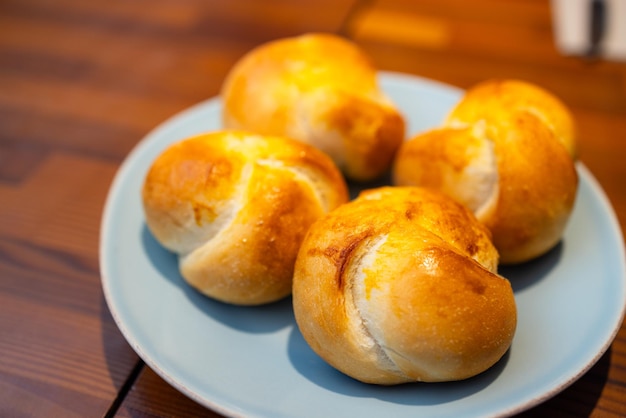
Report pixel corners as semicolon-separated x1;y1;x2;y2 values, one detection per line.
551;0;626;60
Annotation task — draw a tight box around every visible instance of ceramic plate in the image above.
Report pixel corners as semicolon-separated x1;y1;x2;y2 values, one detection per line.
100;72;626;417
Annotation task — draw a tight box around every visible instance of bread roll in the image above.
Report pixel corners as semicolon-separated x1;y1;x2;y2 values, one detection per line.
293;187;517;384
393;80;578;264
142;130;349;305
220;33;405;182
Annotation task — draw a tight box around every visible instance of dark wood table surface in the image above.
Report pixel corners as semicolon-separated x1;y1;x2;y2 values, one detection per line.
1;0;625;416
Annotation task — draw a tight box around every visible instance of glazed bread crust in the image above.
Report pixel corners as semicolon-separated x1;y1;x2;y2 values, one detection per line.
393;80;578;264
293;187;517;384
142;130;348;305
447;79;577;158
221;33;405;182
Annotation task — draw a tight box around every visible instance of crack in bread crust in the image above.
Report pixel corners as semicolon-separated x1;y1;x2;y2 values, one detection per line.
343;233;408;380
178;161;252;262
257;154;346;214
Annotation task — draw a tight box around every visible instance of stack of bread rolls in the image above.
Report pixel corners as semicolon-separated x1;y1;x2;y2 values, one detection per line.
141;33;581;385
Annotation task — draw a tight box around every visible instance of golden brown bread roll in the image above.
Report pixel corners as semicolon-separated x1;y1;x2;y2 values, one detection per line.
293;187;517;384
220;33;405;182
393;80;578;264
142;130;349;305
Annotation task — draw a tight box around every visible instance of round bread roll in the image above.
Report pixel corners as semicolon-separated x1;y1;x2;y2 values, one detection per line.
220;33;405;182
293;187;517;384
393;80;578;264
142;130;349;305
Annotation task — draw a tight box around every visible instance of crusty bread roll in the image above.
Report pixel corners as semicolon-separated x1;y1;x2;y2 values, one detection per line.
220;33;405;182
393;80;578;264
142;130;349;305
293;187;517;384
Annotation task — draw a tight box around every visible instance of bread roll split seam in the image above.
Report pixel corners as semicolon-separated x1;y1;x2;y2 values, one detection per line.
341;233;408;378
348;233;411;380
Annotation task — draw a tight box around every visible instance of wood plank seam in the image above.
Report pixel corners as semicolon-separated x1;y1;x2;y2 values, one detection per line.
102;359;145;418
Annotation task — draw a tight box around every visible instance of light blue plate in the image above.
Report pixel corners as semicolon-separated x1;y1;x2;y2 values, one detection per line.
100;72;626;417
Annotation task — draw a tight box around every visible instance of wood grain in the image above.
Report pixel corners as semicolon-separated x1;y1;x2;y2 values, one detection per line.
0;152;138;416
1;0;625;417
115;366;221;418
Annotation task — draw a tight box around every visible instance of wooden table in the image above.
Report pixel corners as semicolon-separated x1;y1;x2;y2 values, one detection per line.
1;0;625;416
